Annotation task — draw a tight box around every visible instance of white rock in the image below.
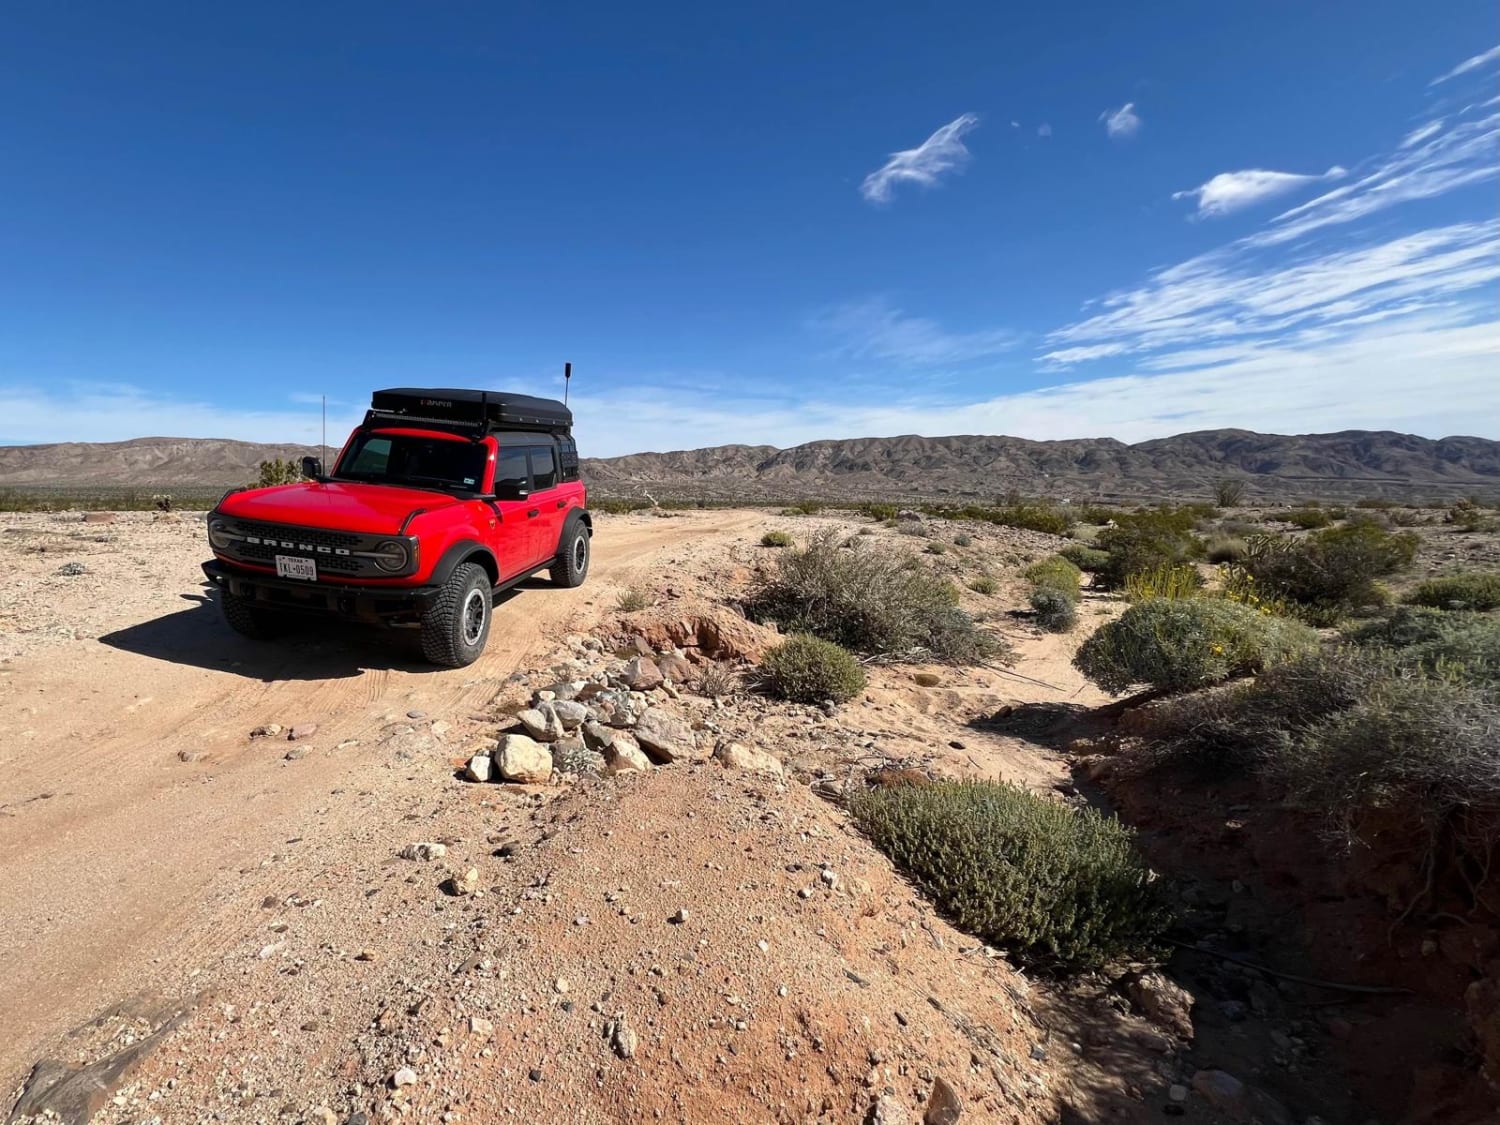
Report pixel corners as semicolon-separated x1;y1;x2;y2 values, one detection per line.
602;735;653;775
392;1067;417;1088
516;705;564;743
714;741;783;774
464;754;494;783
400;842;448;861
633;708;700;763
496;733;553;783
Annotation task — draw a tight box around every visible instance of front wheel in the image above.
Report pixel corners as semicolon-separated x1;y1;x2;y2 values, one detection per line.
420;562;493;667
550;517;590;588
220;589;288;640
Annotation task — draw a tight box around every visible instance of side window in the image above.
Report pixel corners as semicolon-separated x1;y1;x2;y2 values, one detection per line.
528;445;558;490
346;437;392;475
493;448;530;493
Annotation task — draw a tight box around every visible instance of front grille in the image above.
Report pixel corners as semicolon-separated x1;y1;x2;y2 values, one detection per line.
221;519;369;576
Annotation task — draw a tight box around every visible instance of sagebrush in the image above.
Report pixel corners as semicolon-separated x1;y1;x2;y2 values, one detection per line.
1030;587;1077;632
759;634;866;703
1023;555;1082;602
761;530;794;548
849;780;1171;971
1407;572;1500;612
1239;521;1418;620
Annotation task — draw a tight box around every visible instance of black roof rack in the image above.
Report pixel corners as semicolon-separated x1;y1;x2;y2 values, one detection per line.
365;388;573;437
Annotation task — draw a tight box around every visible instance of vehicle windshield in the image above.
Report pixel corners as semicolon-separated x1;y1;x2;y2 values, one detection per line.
333;432;488;494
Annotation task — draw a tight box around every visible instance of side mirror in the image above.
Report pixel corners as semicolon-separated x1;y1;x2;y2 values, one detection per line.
300;456;323;480
493;481;530;501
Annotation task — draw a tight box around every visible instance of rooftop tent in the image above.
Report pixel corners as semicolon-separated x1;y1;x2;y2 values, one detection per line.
367;388;573;434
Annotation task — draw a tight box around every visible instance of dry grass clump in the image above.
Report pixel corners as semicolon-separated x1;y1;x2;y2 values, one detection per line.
849;780;1171;971
1204;534;1248;563
695;661;740;699
968;575;1000;596
616;586;653;612
759;634;866;703
760;529;794;548
746;529;1001;663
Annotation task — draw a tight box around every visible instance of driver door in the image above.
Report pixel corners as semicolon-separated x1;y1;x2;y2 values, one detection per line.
490;446;544;577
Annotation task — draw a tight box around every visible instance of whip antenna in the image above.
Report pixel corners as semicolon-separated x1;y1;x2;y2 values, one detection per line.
564;361;572;406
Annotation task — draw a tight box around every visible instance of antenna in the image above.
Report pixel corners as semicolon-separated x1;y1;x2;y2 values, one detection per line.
564;361;572;406
321;395;327;475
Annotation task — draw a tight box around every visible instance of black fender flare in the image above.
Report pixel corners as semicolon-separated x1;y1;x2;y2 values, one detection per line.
429;540;500;587
554;509;592;556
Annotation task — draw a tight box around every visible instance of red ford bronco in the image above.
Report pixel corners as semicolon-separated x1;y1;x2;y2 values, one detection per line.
202;388;591;667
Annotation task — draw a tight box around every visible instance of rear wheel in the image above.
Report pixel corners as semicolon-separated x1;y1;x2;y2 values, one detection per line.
420;562;492;667
220;589;288;640
550;517;590;588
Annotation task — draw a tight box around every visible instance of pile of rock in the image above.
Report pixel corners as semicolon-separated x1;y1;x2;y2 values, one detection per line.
464;644;780;786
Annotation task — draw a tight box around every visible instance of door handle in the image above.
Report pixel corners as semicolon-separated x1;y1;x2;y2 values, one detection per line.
527;509;540;518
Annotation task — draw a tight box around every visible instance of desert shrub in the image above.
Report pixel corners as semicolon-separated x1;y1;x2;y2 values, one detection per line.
151;493;173;512
1204;534;1248;563
1023;555;1083;602
759;634;866;703
761;530;794;548
1239;522;1419;619
1284;507;1332;530
968;575;1000;596
1347;607;1500;686
592;497;652;514
1356;497;1398;509
1407;572;1500;612
1327;506;1349;520
1214;479;1247;507
953;533;973;548
790;499;824;515
1124;563;1203;603
1094;510;1203;589
1073;504;1120;525
849;780;1171;971
1074;598;1318;695
695;661;739;699
616;586;652;612
898;522;929;538
925;541;948;555
746;530;1000;663
882;518;899;529
1030;588;1078;633
860;503;901;522
931;502;1072;536
256;458;303;488
1446;497;1489;532
1058;544;1110;573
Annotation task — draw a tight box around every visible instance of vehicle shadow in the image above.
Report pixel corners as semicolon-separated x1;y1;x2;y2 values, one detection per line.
97;582;532;681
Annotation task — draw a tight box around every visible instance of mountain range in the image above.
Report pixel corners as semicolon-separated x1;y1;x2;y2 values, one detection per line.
1;430;1496;502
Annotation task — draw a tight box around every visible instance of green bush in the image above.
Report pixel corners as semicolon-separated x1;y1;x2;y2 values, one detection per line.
860;503;901;522
968;575;1000;596
1030;588;1077;632
592;497;653;515
932;502;1074;536
849;781;1171;971
953;533;973;548
1023;555;1083;602
925;540;948;555
1095;510;1203;589
1058;544;1110;573
1407;572;1500;612
1073;504;1121;526
1240;522;1418;619
746;530;1001;663
789;499;824;515
1204;534;1248;563
1214;479;1247;507
255;458;303;488
1074;598;1318;695
761;530;794;548
1284;507;1332;530
759;634;867;703
1346;607;1500;686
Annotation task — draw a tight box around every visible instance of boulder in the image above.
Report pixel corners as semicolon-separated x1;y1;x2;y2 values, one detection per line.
551;700;591;730
633;708;699;763
657;652;692;682
496;734;552;783
620;657;664;692
464;754;494;783
1126;971;1195;1040
580;721;616;753
516;705;564;743
602;735;653;775
715;741;783;775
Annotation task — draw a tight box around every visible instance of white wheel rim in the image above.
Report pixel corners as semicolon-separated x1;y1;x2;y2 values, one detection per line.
461;588;487;646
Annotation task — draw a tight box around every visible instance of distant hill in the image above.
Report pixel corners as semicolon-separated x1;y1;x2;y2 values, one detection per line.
0;430;1495;502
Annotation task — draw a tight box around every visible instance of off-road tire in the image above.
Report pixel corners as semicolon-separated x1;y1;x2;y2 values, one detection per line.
220;590;287;640
420;562;492;668
550;516;591;588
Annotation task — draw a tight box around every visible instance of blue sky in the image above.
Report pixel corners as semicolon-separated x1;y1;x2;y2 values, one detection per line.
0;2;1496;456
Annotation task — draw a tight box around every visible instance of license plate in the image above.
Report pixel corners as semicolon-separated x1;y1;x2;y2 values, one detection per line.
275;555;318;582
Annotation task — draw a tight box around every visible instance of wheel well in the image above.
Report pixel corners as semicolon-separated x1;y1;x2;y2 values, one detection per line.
465;548;500;585
577;511;593;534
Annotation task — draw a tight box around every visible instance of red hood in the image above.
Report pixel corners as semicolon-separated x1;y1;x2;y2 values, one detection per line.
218;482;463;534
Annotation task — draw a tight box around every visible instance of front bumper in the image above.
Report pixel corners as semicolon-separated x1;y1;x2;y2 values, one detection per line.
202;559;440;622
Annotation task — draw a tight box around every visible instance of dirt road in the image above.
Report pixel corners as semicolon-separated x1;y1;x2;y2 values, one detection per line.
0;508;764;1091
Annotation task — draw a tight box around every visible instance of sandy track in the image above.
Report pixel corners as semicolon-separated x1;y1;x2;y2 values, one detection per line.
0;509;762;1090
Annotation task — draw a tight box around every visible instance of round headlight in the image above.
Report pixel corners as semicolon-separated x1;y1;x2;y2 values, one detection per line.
372;540;409;572
208;519;233;551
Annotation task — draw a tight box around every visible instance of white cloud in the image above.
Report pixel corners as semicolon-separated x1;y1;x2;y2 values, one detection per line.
860;113;980;205
1431;44;1500;85
814;298;1019;365
1172;166;1347;218
1399;121;1444;148
1038;343;1130;367
1037;123;1052;138
1100;102;1141;141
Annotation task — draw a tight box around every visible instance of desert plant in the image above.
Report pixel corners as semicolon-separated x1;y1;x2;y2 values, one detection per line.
968;575;1000;596
953;533;973;548
1058;544;1110;573
759;634;867;703
761;530;794;548
746;530;1000;663
786;499;823;515
151;493;173;512
695;661;739;699
898;522;929;537
1356;497;1398;509
1239;522;1419;618
849;780;1172;971
1284;507;1332;530
1346;606;1500;686
1446;497;1488;532
1214;479;1247;507
925;540;948;555
1407;572;1500;612
930;502;1073;536
616;586;653;612
1094;509;1204;589
860;503;901;522
256;458;303;488
1204;534;1248;564
1123;563;1203;603
1074;597;1318;695
1073;504;1120;526
1023;555;1083;602
1030;587;1078;632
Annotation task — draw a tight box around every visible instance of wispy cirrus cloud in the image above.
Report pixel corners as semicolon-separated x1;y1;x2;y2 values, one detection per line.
1172;167;1348;219
859;113;980;205
1100;102;1141;141
1400;121;1444;148
814;298;1020;366
1431;43;1500;85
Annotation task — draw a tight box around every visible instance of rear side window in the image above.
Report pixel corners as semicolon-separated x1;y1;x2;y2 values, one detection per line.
528;445;558;490
493;448;530;492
